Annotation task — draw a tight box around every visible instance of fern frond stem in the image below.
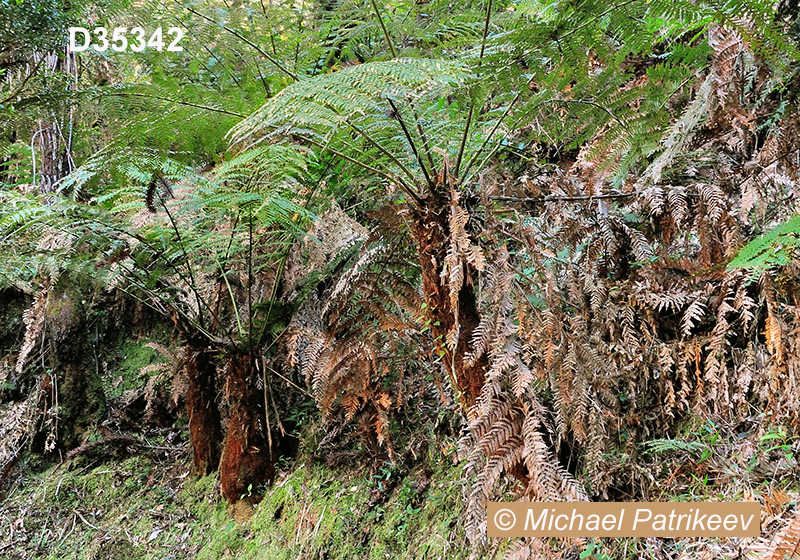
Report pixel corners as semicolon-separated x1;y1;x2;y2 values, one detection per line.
386;98;435;195
212;222;244;338
462;94;622;184
255;159;330;347
559;0;639;41
158;192;208;331
554;99;629;132
105;92;244;117
658;65;710;112
259;322;289;362
479;0;493;59
112;260;231;348
253;56;271;95
490;193;634;203
411;105;436;173
179;3;298;81
170;10;227;86
455;105;475;179
0;57;44;105
264;360;313;398
370;0;398;58
151;253;235;341
145;229;231;340
213;213;241;335
266;369;286;437
73;217;226;331
260;358;273;452
303;136;424;206
219;261;245;336
241;98;418;203
344;119;423;193
463;141;503;187
256;245;286;347
455;0;493;177
105;274;168;316
460;89;522;182
733;145;800;190
201;50;228;86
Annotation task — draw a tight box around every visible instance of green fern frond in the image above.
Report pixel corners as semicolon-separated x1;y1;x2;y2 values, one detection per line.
228;58;468;147
728;215;800;271
645;438;707;455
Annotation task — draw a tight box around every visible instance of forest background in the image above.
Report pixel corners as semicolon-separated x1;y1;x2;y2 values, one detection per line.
2;0;800;558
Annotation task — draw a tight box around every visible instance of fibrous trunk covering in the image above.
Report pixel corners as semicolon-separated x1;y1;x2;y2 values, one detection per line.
219;353;274;504
409;202;487;409
185;345;222;476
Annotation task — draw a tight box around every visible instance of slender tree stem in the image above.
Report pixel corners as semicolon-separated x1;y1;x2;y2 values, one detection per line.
0;58;44;105
180;3;298;81
490;193;634;203
105;92;245;117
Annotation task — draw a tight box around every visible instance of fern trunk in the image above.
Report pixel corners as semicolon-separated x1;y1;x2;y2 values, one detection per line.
409;203;487;408
184;344;222;476
219;352;274;504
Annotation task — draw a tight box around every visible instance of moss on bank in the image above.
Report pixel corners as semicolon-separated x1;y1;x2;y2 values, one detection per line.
0;449;477;560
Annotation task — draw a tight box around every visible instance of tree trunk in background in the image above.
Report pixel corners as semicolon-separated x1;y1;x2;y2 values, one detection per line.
185;344;222;476
219;352;274;504
45;284;106;450
409;203;487;410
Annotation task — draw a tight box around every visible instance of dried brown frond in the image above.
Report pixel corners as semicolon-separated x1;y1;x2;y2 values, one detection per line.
747;511;800;560
460;27;800;546
289;203;426;453
15;283;50;374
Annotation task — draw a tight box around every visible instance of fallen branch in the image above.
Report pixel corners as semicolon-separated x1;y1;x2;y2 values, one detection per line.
64;435;140;462
73;509;101;531
489;192;635;203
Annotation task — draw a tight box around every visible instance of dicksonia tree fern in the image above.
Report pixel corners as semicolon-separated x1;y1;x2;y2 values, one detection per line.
1;133;314;501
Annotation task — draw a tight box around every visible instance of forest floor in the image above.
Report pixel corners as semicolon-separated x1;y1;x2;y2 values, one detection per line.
2;420;799;560
0;441;477;560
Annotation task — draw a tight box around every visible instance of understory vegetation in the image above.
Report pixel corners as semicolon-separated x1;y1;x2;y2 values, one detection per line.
2;0;800;557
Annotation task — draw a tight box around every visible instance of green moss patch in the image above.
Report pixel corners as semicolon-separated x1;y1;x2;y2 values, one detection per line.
0;448;480;560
